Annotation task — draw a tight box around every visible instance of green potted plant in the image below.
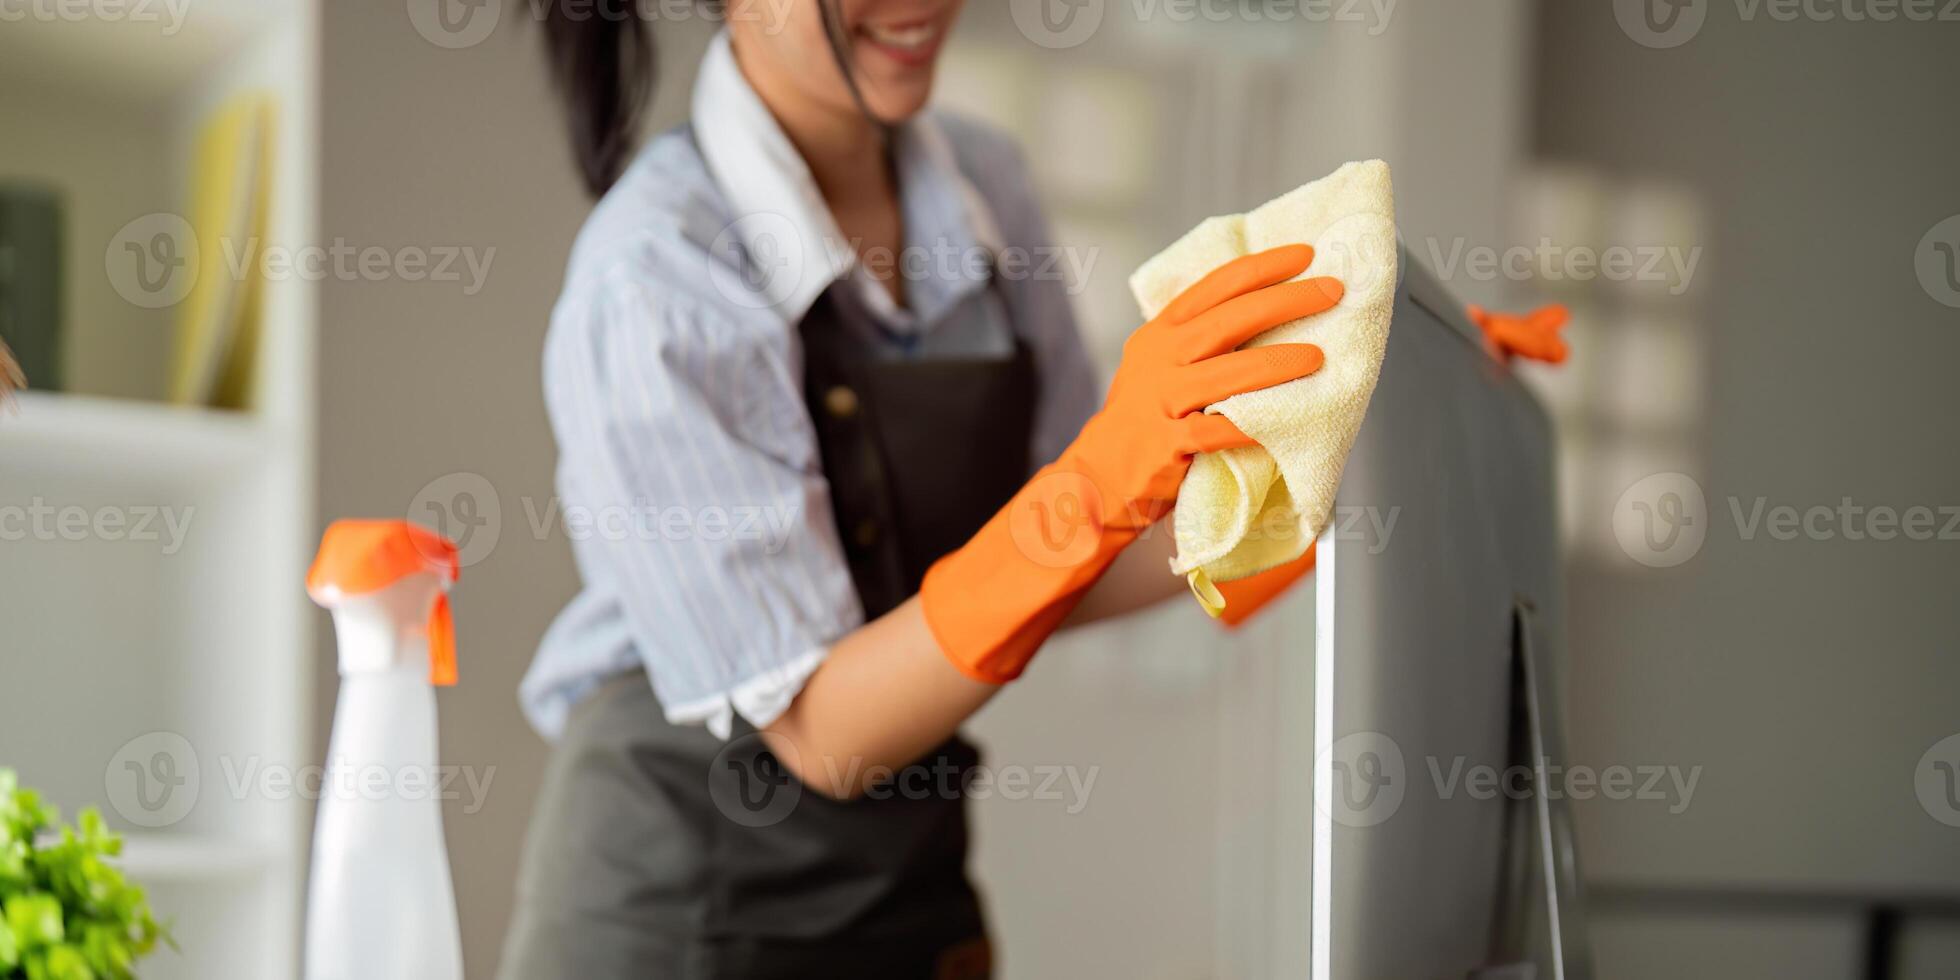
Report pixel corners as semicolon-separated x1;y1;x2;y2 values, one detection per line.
0;770;168;980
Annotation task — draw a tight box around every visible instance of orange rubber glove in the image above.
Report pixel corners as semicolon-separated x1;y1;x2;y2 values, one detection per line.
1469;303;1570;363
922;245;1344;683
1212;544;1317;628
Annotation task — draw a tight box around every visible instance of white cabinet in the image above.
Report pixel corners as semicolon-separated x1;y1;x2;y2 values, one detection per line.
0;2;318;976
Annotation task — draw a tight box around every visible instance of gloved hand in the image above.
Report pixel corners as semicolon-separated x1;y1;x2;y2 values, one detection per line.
923;245;1344;683
1214;314;1562;633
1469;303;1570;363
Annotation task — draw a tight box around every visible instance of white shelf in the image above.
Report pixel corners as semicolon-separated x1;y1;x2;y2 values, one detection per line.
1;2;316;977
116;832;285;883
0;391;277;482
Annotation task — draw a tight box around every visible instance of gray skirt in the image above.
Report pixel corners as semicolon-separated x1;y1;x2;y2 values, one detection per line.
498;672;991;980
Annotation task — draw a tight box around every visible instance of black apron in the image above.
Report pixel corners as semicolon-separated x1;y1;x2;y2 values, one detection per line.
500;282;1038;980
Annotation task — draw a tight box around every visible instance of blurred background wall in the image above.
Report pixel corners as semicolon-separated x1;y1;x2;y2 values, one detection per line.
3;1;1956;978
314;6;586;978
1532;4;1960;976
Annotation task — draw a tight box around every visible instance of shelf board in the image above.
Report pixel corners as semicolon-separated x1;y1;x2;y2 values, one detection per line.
0;391;279;483
115;832;285;883
0;0;296;104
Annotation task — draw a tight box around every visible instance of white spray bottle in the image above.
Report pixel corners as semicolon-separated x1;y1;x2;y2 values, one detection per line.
303;520;464;980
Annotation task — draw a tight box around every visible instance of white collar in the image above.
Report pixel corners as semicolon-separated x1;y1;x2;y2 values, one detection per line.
691;31;1001;326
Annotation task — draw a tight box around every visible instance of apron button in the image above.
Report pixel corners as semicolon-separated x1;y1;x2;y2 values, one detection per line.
853;518;880;549
824;385;860;419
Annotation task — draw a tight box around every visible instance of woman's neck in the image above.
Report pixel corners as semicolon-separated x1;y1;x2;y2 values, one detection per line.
732;38;894;213
731;35;908;307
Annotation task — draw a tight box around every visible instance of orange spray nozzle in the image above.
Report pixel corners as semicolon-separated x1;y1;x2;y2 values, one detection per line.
308;520;461;685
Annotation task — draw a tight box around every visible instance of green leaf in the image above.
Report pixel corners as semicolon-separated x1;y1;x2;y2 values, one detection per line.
0;839;29;891
6;893;65;950
23;943;95;980
0;774;167;978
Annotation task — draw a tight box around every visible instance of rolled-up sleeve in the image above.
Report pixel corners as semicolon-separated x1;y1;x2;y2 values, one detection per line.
537;265;861;738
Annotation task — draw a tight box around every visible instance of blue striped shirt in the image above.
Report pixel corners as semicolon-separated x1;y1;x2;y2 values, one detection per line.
519;33;1099;739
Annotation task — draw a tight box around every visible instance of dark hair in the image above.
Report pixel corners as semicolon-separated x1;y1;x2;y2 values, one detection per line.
540;1;657;197
541;1;884;198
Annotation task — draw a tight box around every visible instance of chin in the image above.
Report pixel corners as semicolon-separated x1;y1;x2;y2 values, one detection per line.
864;79;937;123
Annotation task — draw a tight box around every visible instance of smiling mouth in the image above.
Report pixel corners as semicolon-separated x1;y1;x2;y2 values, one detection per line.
859;19;945;65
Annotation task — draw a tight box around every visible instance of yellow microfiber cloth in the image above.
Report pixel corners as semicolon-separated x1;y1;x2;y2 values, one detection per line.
1129;160;1398;613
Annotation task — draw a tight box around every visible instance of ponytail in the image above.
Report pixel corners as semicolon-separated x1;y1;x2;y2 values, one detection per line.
539;1;656;197
540;0;878;197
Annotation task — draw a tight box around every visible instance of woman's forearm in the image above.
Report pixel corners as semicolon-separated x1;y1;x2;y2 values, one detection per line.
762;525;1185;799
1062;521;1186;624
762;595;998;799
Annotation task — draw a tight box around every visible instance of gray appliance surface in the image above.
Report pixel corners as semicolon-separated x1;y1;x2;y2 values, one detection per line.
1313;246;1573;978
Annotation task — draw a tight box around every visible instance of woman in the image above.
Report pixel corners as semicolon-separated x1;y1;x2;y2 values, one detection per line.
501;2;1343;976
